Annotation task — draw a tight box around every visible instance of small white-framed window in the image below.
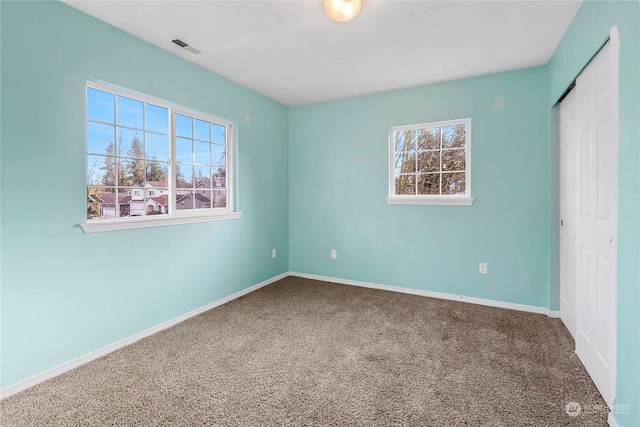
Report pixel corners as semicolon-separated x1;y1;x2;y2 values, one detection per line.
83;81;241;233
387;118;474;206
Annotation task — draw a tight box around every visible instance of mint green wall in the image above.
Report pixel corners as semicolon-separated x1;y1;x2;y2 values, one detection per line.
0;1;289;389
289;67;550;307
547;1;640;425
2;1;638;420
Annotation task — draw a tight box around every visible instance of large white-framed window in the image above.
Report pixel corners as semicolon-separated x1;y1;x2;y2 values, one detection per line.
387;118;474;205
82;81;241;233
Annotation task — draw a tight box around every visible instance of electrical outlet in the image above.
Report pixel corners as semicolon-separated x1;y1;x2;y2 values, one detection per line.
331;249;337;259
272;248;277;258
479;263;488;274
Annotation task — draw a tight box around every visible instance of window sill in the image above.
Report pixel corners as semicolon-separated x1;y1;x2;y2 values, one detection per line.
386;196;475;206
80;211;243;233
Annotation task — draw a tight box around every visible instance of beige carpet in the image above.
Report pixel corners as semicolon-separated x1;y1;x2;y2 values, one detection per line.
1;276;607;426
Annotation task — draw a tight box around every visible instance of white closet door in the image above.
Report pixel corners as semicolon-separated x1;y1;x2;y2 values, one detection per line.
559;88;578;339
574;40;618;406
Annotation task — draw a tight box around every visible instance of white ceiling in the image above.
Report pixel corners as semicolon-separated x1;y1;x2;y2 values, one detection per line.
64;0;581;107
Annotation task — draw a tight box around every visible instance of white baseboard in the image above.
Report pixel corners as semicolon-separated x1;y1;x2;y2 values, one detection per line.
547;310;561;318
608;412;619;427
1;270;557;400
0;272;288;400
290;272;553;316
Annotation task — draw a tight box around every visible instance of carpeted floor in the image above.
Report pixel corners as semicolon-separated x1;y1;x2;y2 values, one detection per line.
1;276;608;426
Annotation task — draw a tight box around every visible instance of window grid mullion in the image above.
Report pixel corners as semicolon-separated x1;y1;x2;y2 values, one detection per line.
439;126;443;195
113;96;120;217
412;133;420;196
142;101;147;217
169;109;176;215
191;117;196;210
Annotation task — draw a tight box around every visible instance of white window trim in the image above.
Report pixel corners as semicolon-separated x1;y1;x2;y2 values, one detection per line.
82;80;241;233
387;118;474;206
386;196;474;206
80;211;243;233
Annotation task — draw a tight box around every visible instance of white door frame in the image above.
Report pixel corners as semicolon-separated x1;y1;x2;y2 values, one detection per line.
607;24;619;409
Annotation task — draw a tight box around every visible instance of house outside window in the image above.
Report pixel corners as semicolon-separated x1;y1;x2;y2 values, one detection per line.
387;118;474;205
84;81;241;233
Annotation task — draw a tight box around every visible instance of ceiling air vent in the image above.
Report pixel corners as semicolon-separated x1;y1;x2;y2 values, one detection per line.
171;38;202;55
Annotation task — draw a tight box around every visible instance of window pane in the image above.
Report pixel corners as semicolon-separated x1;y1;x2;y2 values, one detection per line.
87;155;115;186
213;190;227;208
125;186;147;216
394;132;403;153
395;151;416;174
176;190;195;210
442;149;465;171
417;127;440;150
145;104;168;133
212;124;226;144
119;188;140;217
119;158;145;186
417;151;440;173
418;173;440;195
195;141;211;165
87;187;115;219
176;137;193;163
145;132;168;161
195;119;210;141
146;161;168;183
194;190;212;210
87;88;114;123
442;172;466;195
117;128;143;158
395;130;416;152
176;164;193;186
87;122;115;155
212;168;226;188
116;96;143;129
442;125;466;148
195;165;211;187
175;114;193;138
147;189;169;215
395;175;416;195
211;144;226;167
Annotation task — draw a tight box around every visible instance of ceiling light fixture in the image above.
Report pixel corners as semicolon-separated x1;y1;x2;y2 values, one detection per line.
324;0;361;23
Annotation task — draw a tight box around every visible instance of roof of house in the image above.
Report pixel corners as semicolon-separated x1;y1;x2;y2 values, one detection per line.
195;178;211;188
93;193;131;204
176;193;211;204
194;193;211;203
150;195;169;206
